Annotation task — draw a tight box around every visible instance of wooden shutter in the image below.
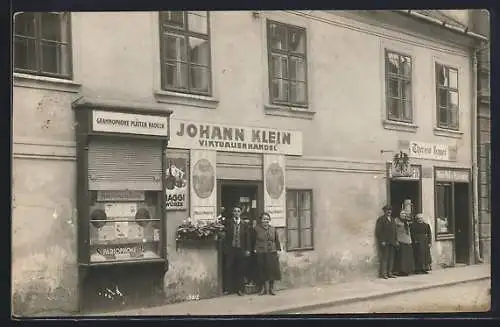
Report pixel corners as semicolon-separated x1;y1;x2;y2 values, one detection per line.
88;138;163;191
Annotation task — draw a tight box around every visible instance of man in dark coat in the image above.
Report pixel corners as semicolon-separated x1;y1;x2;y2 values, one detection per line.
410;213;433;274
375;205;398;279
222;205;252;295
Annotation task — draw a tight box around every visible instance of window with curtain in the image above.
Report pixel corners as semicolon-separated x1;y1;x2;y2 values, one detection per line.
267;20;308;107
385;50;413;123
14;12;72;79
436;64;459;130
286;189;313;251
159;11;211;95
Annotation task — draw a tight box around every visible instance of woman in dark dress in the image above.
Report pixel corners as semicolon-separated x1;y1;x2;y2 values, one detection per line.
253;212;282;295
394;211;415;276
410;213;433;274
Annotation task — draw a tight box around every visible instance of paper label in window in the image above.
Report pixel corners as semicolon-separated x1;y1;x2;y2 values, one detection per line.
98;224;116;242
251;200;257;209
136;224;144;239
115;222;129;239
153;229;160;241
104;203;137;219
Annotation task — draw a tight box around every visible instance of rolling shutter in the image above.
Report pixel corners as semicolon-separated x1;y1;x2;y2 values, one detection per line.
88;138;163;191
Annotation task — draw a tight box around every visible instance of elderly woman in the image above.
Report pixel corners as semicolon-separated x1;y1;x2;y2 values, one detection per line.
410;213;433;274
394;210;415;276
253;212;282;295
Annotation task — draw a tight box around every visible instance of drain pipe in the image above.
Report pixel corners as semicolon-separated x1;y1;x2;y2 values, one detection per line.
471;48;481;264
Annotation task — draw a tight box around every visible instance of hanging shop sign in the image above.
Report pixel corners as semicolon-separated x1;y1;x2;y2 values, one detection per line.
407;141;456;161
263;154;286;227
165;156;188;210
169;119;303;156
190;150;217;222
92;110;169;137
435;168;470;183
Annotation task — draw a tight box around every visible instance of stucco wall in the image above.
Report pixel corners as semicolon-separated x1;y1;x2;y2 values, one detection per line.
12;86;79;316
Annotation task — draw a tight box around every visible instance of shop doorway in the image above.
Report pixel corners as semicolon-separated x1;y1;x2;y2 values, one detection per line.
389;180;422;217
217;180;263;294
454;182;471;265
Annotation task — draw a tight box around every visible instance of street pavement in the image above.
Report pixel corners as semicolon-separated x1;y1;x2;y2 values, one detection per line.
85;263;490;316
295;279;490;314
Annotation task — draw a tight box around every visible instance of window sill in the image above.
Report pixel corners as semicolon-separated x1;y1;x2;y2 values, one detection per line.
382;119;418;133
13;72;81;93
433;127;464;139
265;104;316;120
154;90;219;109
286;247;315;253
435;233;455;241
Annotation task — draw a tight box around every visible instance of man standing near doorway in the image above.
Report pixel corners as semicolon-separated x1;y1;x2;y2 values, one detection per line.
223;205;252;296
375;205;398;279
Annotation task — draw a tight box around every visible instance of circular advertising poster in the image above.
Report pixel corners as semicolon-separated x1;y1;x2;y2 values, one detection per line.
193;158;215;199
265;162;284;199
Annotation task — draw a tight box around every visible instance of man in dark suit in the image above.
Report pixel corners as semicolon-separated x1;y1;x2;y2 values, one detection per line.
375;205;398;279
223;205;252;295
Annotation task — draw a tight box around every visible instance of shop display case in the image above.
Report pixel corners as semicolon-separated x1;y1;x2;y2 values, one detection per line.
73;98;172;311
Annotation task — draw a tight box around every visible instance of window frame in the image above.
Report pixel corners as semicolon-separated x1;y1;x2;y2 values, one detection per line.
158;11;212;97
266;19;309;108
13;12;73;80
384;49;413;124
435;63;460;131
285;189;314;252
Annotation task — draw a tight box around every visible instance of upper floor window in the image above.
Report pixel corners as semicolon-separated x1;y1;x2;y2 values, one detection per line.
13;12;72;79
436;64;459;130
159;11;211;95
267;20;308;107
385;50;412;123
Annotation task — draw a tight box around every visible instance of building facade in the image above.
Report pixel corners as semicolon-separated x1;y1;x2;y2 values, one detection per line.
12;10;487;315
469;9;491;262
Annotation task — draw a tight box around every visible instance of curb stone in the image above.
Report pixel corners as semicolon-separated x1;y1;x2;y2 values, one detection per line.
259;276;490;314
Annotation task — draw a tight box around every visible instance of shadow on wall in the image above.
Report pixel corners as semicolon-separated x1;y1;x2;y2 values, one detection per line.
12;206;78;316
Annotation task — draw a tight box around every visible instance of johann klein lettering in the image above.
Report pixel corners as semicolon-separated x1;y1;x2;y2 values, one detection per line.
175;123;292;145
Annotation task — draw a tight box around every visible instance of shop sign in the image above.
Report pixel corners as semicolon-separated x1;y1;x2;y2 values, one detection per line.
407;141;453;161
169;119;303;156
91;244;145;262
190;150;217;223
264;155;286;227
165;156;188;210
92;110;169;137
435;169;470;183
97;190;145;202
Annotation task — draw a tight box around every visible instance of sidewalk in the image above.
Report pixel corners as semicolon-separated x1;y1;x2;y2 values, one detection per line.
88;264;490;316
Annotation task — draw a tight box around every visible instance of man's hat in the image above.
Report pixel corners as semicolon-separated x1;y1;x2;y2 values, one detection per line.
382;204;391;211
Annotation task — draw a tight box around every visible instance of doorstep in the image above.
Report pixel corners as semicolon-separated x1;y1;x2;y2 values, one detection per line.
80;264;490;316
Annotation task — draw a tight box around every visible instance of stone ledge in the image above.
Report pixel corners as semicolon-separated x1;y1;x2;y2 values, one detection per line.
13;72;81;94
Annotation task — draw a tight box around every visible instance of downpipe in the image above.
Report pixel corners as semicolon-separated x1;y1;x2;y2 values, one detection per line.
471;46;482;264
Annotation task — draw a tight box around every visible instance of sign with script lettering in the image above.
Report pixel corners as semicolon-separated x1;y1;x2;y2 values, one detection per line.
407;141;453;161
190;150;217;222
168;119;303;156
92;110;169;137
264;155;286;227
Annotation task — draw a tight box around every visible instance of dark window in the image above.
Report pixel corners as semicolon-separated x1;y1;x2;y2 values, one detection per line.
436;64;459;130
286;190;313;251
14;12;72;79
267;20;308;107
385;50;412;123
435;183;453;236
159;11;211;95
